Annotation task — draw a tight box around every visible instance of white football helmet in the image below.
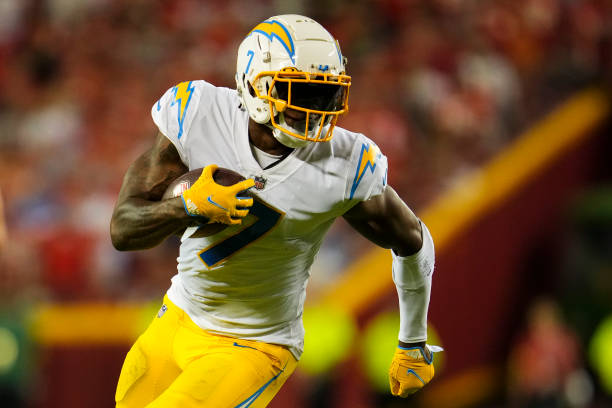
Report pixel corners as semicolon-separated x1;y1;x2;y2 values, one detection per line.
236;15;351;148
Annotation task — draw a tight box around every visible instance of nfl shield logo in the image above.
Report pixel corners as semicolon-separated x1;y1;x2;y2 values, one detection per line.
157;304;167;318
253;176;267;190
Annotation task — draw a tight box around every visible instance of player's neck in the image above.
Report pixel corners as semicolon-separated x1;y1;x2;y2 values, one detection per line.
248;119;293;156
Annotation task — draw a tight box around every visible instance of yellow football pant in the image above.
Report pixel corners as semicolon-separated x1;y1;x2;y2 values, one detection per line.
115;296;297;408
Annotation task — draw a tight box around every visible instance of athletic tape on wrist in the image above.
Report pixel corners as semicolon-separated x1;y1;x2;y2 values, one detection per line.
392;221;435;342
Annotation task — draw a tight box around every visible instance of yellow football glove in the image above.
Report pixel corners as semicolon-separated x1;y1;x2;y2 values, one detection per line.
181;164;255;225
389;345;443;397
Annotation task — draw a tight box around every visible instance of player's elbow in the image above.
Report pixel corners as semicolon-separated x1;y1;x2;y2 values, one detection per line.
110;216;132;251
110;225;127;251
393;221;423;257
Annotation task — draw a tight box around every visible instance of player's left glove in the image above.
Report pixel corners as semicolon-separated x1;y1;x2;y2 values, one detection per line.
389;345;443;397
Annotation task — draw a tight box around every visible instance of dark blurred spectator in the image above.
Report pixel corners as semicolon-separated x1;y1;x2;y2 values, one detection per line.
559;187;612;406
507;298;590;408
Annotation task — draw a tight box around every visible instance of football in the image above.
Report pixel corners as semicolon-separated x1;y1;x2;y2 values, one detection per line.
163;167;247;238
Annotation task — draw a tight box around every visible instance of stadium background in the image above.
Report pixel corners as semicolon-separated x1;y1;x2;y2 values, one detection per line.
0;0;611;407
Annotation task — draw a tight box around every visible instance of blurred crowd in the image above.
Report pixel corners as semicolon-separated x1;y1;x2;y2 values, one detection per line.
0;0;610;305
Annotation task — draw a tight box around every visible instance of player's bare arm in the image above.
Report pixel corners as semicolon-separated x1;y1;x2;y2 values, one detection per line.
110;131;191;251
343;186;423;257
344;186;426;349
344;186;439;396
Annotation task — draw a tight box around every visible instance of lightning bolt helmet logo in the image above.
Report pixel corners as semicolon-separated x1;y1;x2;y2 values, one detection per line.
248;20;295;63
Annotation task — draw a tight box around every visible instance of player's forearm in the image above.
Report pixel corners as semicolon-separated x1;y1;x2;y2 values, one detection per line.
110;196;192;251
392;221;435;343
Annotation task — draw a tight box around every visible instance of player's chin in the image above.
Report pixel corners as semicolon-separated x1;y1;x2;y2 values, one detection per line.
283;108;306;120
282;116;305;133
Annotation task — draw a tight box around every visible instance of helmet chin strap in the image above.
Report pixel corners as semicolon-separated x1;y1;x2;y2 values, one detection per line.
267;112;314;149
271;127;311;148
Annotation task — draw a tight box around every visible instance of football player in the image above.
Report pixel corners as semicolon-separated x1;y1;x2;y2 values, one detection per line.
111;14;439;408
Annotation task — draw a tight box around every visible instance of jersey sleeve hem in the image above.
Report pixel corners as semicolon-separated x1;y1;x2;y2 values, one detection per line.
160;129;189;166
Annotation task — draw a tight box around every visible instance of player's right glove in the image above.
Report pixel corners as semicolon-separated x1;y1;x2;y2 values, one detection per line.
389;345;443;397
181;164;255;225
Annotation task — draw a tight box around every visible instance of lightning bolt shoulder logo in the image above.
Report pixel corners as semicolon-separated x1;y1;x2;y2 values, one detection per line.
349;143;381;199
170;81;195;140
249;20;295;63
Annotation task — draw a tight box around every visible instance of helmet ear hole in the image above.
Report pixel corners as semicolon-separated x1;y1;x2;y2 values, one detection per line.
247;82;256;98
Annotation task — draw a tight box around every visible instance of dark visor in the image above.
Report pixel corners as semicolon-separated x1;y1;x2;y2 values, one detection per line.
274;81;345;112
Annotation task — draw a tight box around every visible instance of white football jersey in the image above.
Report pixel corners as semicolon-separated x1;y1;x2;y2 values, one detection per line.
152;80;388;358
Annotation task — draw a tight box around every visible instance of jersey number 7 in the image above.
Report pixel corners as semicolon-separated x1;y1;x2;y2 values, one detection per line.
197;198;283;267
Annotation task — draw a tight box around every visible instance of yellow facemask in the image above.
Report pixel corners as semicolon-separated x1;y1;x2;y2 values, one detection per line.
251;67;351;142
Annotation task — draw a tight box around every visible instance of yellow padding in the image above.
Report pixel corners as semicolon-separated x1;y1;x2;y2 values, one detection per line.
319;88;610;315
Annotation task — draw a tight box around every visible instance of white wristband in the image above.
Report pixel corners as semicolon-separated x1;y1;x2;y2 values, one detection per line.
392;221;435;343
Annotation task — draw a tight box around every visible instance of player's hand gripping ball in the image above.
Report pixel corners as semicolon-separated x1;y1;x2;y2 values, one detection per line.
389;345;443;397
163;164;254;236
